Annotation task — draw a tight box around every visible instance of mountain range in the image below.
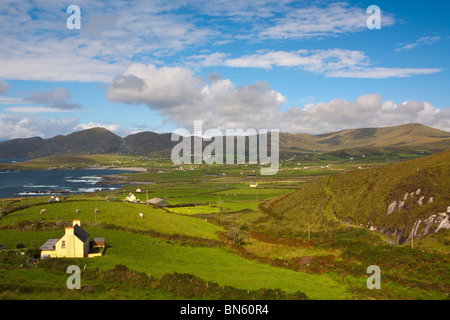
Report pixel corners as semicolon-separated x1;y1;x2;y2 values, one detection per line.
0;123;448;159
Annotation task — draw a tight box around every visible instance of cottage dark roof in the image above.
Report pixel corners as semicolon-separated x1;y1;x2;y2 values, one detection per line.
40;239;59;251
74;224;90;243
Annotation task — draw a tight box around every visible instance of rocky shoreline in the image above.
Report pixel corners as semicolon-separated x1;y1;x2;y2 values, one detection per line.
96;174;131;185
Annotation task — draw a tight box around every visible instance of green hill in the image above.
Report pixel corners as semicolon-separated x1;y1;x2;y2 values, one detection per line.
261;150;450;244
279;123;450;153
1;123;448;159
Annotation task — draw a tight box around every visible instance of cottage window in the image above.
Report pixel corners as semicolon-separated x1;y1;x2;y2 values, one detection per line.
62;240;66;248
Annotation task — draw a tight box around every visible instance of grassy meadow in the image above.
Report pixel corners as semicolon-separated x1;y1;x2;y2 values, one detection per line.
0;152;449;300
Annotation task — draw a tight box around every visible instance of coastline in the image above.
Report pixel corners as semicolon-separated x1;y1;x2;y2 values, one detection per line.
88;166;148;172
93;167;153;185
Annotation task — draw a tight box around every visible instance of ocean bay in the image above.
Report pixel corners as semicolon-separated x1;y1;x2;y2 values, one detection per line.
0;164;133;199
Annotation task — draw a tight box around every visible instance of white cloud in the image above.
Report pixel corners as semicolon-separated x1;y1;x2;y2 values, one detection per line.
107;64;449;134
107;63;285;131
0;36;129;82
326;67;443;79
0;113;130;140
189;49;443;78
186;0;292;21
4;107;72;113
0;1;217;82
0;1;399;82
0;114;80;140
0;97;29;105
25;88;83;110
395;36;442;52
107;63;203;109
258;2;395;40
1;87;86;115
0;80;10;95
74;122;121;133
281;94;450;134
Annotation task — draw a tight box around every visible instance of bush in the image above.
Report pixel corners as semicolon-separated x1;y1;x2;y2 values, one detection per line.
229;227;249;245
0;251;27;264
25;248;41;259
38;257;73;272
16;243;25;249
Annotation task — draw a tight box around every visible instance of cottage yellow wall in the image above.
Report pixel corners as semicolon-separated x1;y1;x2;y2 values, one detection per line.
41;250;57;258
53;229;88;258
40;220;93;259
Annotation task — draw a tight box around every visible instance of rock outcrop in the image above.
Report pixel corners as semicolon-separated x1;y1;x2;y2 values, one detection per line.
374;189;449;244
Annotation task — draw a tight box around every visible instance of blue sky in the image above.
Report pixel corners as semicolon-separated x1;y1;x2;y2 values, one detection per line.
0;0;449;140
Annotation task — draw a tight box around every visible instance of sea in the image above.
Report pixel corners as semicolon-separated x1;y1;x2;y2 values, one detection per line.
0;159;133;199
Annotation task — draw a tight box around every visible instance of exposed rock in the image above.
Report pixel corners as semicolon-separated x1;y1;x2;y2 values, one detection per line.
404;193;409;201
404;219;421;244
386;201;398;215
429;197;434;203
398;200;405;210
418;196;425;206
397;223;407;244
422;214;439;237
436;213;450;232
384;238;397;245
416;188;421;195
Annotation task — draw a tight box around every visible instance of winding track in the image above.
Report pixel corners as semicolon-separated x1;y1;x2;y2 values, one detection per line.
325;175;339;222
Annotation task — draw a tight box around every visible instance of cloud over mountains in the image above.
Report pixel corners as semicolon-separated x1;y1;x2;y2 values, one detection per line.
107;64;449;134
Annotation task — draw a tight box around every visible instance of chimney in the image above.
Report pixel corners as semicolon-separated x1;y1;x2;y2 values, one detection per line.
73;219;81;227
65;226;74;236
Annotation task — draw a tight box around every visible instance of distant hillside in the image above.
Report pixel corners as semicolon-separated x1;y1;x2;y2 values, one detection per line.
120;131;175;155
261;150;450;244
0;123;448;159
279;123;450;154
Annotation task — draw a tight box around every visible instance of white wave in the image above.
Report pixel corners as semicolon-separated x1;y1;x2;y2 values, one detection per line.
18;191;52;196
23;184;60;188
66;176;102;184
77;187;103;193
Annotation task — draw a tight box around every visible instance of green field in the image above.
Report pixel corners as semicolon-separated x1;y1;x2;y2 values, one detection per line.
1;152;449;300
0;227;351;299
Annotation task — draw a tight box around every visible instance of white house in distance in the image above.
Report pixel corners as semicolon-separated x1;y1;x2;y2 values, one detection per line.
125;193;139;203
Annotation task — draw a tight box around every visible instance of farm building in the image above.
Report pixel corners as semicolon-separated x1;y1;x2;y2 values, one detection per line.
147;197;169;207
250;182;258;188
40;220;105;259
125;193;139;203
48;196;60;202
